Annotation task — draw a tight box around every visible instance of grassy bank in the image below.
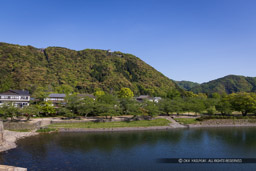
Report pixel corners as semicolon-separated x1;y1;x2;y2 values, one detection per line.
7;129;32;132
36;128;57;133
48;118;170;129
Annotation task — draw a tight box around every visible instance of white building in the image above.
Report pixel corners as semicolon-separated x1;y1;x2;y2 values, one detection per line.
45;93;66;107
0;90;30;108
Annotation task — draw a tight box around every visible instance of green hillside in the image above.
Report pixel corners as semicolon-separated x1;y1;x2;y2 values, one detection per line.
176;81;199;91
190;75;256;94
0;42;180;96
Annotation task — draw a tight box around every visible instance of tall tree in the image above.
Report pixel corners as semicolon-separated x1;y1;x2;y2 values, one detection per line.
77;96;95;117
229;93;256;116
119;98;141;117
40;102;56;116
65;94;81;114
215;96;233;115
158;99;173;115
118;88;134;98
1;103;19;121
144;101;160;117
21;105;40;121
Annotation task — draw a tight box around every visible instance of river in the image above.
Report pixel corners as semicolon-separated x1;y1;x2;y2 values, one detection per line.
1;127;256;171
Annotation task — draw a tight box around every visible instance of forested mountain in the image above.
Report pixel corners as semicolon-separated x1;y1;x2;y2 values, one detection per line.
190;75;256;94
175;81;199;91
0;42;181;96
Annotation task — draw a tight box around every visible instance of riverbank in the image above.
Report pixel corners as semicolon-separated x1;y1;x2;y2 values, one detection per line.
45;117;256;132
48;118;178;132
56;120;256;132
0;130;38;152
58;126;173;132
48;118;171;129
39;116;187;132
187;119;256;128
2;117;256;152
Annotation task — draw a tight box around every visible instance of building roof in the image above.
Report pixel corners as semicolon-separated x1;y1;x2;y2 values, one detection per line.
136;95;150;99
0;90;30;95
48;94;66;98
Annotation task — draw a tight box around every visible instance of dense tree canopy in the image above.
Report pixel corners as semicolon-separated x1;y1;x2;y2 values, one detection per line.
1;91;256;120
0;42;181;96
229;93;256;116
190;75;256;94
176;81;200;91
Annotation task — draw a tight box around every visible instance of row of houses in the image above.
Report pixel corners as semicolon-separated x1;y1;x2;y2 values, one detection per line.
0;90;161;108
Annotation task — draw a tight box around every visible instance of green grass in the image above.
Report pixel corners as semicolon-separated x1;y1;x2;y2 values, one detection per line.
174;118;198;125
8;129;32;132
36;128;58;133
48;118;170;129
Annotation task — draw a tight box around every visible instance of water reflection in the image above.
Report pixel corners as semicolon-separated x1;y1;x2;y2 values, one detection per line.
4;128;256;156
1;128;256;171
201;127;256;147
15;130;184;154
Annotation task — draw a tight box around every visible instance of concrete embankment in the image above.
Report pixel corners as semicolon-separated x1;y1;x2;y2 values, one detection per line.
0;121;38;153
0;130;38;152
0;165;27;171
188;119;256;128
0;121;35;170
157;116;187;128
3;120;41;130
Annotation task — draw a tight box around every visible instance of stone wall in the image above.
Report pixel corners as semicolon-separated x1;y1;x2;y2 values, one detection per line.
3;121;41;130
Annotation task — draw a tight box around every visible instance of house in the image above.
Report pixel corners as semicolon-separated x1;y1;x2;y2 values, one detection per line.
135;95;162;103
136;95;151;102
152;97;162;103
45;94;66;107
0;90;30;108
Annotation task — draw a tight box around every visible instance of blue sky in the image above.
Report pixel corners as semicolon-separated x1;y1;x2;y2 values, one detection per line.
0;0;256;83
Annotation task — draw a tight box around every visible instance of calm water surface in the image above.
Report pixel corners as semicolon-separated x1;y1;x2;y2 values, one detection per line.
1;127;256;171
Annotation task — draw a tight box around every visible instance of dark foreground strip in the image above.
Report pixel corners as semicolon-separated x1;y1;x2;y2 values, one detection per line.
157;158;256;164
